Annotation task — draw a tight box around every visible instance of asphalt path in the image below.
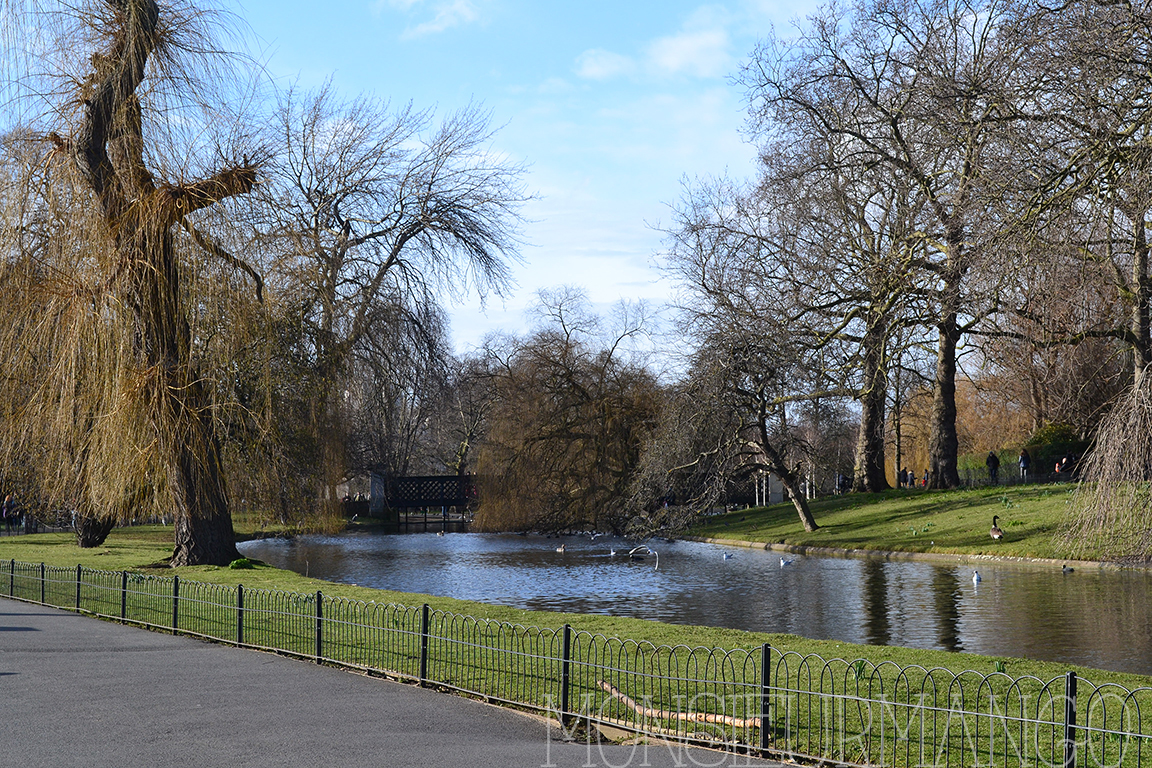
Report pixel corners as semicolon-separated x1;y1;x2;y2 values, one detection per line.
0;597;778;768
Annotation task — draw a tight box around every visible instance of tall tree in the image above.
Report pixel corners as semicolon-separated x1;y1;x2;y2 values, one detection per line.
741;0;1031;489
2;0;261;563
258;84;527;511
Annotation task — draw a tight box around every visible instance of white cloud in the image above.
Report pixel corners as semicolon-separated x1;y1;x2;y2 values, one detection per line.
645;28;731;77
572;8;734;82
574;49;636;80
379;0;482;38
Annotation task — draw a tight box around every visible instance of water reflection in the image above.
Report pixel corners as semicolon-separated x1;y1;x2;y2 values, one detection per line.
238;533;1152;676
862;559;890;646
932;569;963;652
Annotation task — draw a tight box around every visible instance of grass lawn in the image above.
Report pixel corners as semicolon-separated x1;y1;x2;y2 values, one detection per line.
691;483;1087;561
1;515;1150;693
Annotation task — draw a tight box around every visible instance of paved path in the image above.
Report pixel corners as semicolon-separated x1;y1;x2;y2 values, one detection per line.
0;598;777;768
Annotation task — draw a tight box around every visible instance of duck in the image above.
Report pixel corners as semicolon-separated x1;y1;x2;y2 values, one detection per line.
1062;563;1074;574
556;544;566;553
972;570;982;583
990;515;1004;540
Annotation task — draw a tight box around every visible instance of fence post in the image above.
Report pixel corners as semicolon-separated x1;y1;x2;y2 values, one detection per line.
1064;671;1077;768
560;624;572;727
8;559;13;597
120;570;128;620
172;574;179;634
760;643;772;754
236;584;244;645
39;562;45;604
315;590;323;663
75;564;82;611
419;603;430;687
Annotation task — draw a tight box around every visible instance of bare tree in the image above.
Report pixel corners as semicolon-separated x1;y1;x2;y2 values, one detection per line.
257;83;527;512
741;0;1033;489
1;0;264;563
663;193;866;528
665;138;926;494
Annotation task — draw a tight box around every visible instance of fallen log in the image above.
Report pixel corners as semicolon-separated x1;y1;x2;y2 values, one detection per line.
597;680;760;729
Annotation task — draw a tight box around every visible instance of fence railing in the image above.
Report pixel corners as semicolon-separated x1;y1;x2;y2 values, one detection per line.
5;558;1149;767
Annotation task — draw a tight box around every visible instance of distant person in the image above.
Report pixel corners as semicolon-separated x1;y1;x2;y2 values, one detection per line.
1019;448;1031;479
898;468;908;488
922;469;929;487
986;451;1000;484
3;495;16;533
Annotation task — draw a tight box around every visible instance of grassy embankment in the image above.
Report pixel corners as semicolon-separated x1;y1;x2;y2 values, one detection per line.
691;483;1086;562
1;485;1149;693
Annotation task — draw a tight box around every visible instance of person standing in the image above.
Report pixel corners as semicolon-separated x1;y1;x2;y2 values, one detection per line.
986;451;1001;484
2;495;15;534
1018;448;1031;480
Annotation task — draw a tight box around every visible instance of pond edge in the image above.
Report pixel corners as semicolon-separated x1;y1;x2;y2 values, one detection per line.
681;536;1136;571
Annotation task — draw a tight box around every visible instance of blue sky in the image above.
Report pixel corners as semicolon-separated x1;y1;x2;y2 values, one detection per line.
238;0;819;352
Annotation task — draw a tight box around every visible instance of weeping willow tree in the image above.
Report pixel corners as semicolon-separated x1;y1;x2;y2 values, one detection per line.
1066;368;1152;563
0;0;263;564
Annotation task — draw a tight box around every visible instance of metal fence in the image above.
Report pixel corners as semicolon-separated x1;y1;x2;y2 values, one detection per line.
5;558;1150;767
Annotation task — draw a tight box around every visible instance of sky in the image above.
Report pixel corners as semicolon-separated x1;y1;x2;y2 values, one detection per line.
236;0;820;353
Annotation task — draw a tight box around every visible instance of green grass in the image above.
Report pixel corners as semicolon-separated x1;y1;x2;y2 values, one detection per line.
692;484;1084;561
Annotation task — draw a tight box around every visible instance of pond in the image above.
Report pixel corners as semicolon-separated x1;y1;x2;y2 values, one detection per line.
238;532;1152;676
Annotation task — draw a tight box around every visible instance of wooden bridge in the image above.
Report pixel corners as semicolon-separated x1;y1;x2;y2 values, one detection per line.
376;474;476;509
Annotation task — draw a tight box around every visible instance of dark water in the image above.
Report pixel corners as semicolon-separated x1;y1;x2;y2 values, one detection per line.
238;533;1152;676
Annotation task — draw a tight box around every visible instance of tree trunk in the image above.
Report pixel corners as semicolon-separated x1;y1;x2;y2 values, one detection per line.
853;317;890;492
76;514;116;548
755;421;818;532
165;379;240;566
122;209;241;566
778;465;818;532
928;304;962;490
